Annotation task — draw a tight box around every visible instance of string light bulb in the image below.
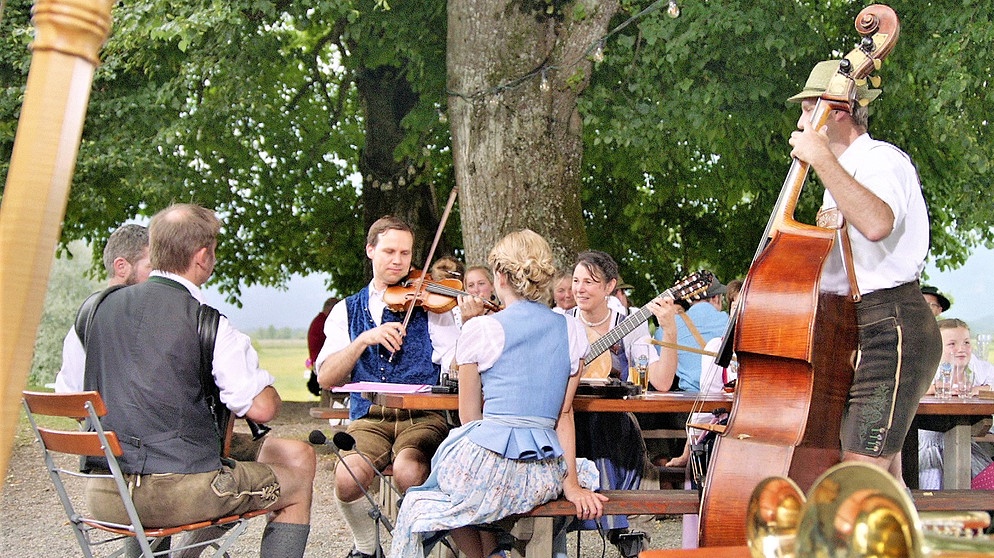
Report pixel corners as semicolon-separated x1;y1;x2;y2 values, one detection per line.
539;69;550;92
592;40;605;63
667;0;680;18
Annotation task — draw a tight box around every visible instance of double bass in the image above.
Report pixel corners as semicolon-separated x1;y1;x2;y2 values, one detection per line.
698;5;901;547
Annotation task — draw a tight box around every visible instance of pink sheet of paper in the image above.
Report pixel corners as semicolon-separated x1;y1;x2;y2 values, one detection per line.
331;381;432;394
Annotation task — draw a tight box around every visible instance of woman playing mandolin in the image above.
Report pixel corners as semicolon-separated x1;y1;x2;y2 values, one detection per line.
565;250;677;557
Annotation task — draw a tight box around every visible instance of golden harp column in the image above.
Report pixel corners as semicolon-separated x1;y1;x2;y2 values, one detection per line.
0;0;114;480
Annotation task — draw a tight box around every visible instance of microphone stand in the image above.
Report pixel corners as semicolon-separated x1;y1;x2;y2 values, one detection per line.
310;431;391;558
326;431;459;557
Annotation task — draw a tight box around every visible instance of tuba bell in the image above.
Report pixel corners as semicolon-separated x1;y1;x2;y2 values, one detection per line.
746;462;994;558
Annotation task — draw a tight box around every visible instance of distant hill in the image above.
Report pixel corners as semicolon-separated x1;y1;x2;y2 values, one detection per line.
249;326;307;340
965;315;994;334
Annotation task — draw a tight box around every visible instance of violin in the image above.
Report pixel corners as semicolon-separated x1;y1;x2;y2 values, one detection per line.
383;269;502;314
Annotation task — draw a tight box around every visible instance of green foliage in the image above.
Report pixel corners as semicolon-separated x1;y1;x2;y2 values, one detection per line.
29;242;102;386
3;0;992;306
579;0;994;297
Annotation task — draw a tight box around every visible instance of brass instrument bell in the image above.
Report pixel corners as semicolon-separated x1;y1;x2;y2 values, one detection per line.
746;462;994;558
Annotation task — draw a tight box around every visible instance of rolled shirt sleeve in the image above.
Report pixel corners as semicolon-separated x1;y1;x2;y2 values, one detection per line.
54;328;85;393
212;315;275;418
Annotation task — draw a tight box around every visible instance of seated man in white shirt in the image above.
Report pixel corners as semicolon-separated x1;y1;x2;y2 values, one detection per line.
61;204;315;558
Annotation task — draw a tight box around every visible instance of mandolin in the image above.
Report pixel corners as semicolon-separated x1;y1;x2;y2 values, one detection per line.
581;271;713;379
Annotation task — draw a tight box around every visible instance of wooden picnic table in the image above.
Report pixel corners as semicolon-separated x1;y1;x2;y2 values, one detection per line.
365;391;994;489
363;390;992;557
366;390;730;413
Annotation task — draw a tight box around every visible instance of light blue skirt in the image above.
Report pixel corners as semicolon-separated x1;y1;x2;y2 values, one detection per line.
389;436;599;557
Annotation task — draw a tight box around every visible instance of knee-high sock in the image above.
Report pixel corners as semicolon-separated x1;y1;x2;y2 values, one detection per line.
337;496;379;554
260;522;310;558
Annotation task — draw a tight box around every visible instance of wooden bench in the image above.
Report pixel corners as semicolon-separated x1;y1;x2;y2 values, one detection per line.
911;489;994;511
525;489;699;517
506;490;697;558
505;488;994;558
641;428;688;441
309;406;350;420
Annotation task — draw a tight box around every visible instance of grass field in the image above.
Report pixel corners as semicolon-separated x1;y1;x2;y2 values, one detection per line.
254;338;321;403
24;338;319;403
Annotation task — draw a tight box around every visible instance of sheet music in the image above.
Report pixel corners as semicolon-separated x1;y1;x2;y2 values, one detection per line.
331;381;432;394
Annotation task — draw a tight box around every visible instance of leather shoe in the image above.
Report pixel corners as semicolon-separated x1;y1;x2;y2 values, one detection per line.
609;530;649;558
345;546;382;558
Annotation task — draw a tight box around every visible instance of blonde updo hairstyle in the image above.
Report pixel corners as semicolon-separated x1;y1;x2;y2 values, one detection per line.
487;229;557;305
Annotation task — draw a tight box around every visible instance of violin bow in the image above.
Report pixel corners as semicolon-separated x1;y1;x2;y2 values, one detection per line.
388;186;460;362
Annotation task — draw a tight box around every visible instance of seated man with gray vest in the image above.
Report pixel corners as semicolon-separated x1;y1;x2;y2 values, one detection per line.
62;203;315;558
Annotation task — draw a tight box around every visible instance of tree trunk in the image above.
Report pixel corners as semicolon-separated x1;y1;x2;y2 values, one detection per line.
356;65;449;267
447;0;617;269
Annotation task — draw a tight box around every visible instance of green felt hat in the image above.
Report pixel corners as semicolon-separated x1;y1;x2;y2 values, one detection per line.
787;60;882;104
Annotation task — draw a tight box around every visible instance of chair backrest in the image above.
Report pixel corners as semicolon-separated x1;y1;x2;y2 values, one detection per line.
21;390;262;557
22;390;123;458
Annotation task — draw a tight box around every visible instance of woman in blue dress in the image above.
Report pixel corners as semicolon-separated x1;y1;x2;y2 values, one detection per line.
389;229;604;558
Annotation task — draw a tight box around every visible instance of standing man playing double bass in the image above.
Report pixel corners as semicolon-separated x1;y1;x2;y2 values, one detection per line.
787;60;942;483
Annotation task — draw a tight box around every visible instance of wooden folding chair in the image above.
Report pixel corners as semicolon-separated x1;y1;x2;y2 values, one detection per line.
21;390;268;557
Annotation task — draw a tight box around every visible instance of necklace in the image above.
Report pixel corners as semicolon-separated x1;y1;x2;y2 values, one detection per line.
578;310;611;328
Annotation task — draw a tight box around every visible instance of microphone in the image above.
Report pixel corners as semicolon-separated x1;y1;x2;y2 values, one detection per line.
332;431;404;500
308;429;393;535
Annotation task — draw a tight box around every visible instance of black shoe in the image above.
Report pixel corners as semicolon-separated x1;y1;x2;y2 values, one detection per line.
609;530;648;558
345;546;383;558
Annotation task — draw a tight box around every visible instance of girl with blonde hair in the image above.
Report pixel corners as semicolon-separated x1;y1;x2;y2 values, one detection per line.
390;230;603;558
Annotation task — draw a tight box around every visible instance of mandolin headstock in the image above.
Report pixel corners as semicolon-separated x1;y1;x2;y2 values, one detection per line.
670;270;715;303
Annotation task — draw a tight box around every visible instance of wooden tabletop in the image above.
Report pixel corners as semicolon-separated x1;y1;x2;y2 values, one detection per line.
367;391;733;413
639;547;751;558
366;391;994;417
914;395;994;416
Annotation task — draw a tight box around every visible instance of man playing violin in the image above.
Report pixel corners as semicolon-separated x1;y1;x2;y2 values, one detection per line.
787;60;942;484
316;215;465;558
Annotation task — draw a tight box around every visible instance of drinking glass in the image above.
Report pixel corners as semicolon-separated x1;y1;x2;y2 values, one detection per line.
934;362;952;399
629;342;651;395
953;363;974;398
977;333;992;363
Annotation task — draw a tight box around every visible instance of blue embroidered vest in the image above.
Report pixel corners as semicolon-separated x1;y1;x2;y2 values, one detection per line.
346;287;439;420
